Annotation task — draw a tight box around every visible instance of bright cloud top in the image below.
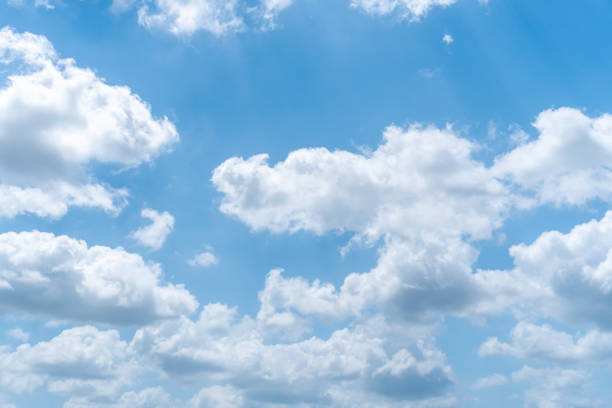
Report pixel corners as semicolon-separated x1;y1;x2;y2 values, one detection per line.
0;27;178;219
213;124;510;243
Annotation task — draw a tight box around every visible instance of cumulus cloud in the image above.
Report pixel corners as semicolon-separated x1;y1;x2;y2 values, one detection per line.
479;321;612;363
257;237;486;325
476;211;612;328
493;107;612;205
131;304;454;406
214;124;528;327
0;326;136;397
442;33;453;44
214;112;612;332
188;247;218;267
213;124;510;243
351;0;456;20
130;209;175;251
0;231;197;324
0;27;178;219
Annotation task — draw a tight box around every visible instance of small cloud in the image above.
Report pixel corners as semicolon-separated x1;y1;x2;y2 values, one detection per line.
7;327;30;342
189;247;219;268
130;208;175;251
442;33;454;44
472;373;508;390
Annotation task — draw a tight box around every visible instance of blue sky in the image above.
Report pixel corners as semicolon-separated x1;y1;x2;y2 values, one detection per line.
2;0;612;407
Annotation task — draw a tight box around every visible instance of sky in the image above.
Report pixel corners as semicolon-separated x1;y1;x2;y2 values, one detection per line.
1;0;612;407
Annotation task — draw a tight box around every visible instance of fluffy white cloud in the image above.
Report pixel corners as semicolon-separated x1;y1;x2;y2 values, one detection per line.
471;373;508;390
479;321;612;363
188;248;218;267
476;211;612;328
350;0;456;20
0;231;197;324
442;33;453;44
0;27;178;219
258;237;486;325
130;209;175;251
131;304;454;406
493;108;612;205
0;326;136;397
213;124;510;243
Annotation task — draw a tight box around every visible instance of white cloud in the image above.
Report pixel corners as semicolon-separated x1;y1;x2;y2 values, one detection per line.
0;27;178;219
133;0;297;36
0;231;197;324
479;321;612;363
214;124;521;327
137;0;246;36
471;373;508;390
258;237;486;325
260;0;295;28
131;304;454;406
351;0;456;20
0;326;136;397
511;366;593;408
493;107;612;205
213;124;510;243
188;248;218;267
442;33;453;44
214;112;612;330
131;209;175;251
6;328;29;342
476;211;612;328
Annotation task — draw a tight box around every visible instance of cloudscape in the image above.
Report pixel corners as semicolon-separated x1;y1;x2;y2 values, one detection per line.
1;1;612;407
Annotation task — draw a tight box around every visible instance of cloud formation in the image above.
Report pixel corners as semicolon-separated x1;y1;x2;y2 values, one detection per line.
131;304;455;406
0;27;178;219
493;107;612;205
213;124;510;242
479;321;612;363
0;326;136;397
0;231;198;324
